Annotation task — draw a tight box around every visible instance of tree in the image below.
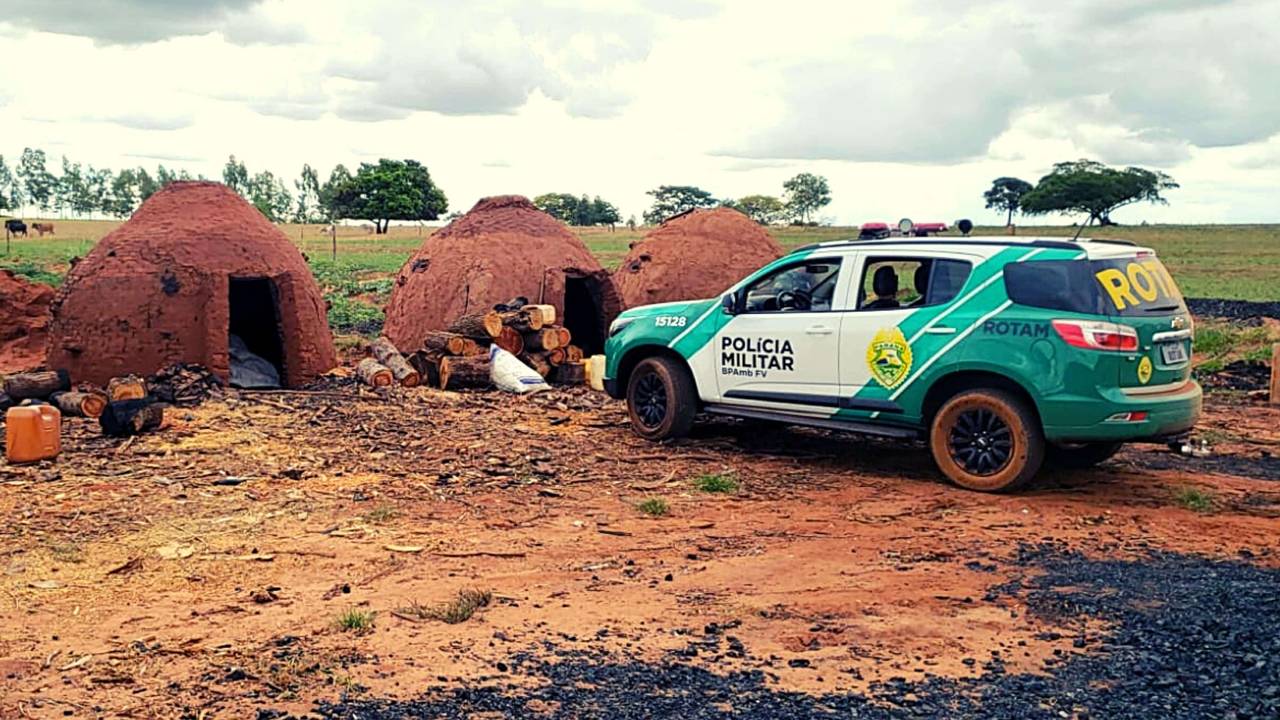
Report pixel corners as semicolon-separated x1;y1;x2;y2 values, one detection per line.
223;155;250;196
643;185;716;224
734;194;785;225
983;177;1034;226
782;173;831;225
293;164;323;223
17;148;56;214
589;196;621;227
248;170;293;222
86;167;112;217
533;193;579;223
106;169;139;218
329;159;447;233
319;164;351;221
1020;159;1179;226
135;167;159;203
0;156;12;212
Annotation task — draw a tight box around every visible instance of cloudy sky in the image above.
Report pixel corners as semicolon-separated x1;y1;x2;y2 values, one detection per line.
0;0;1276;224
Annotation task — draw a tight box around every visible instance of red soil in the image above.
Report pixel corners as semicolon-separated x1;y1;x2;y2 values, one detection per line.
613;207;783;307
384;195;621;353
46;182;337;387
0;270;54;374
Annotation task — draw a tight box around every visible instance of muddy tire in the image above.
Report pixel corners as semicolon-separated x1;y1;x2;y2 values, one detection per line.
626;357;697;441
1046;441;1123;469
929;388;1044;492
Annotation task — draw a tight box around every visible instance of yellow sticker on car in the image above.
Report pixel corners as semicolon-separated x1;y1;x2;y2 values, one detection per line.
1137;356;1153;385
866;327;913;389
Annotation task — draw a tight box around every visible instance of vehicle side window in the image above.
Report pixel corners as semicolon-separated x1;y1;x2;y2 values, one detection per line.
856;257;972;310
741;258;842;313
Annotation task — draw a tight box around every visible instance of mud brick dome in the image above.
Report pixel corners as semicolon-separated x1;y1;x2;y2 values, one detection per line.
46;181;337;387
0;269;55;373
613;207;783;307
383;195;622;355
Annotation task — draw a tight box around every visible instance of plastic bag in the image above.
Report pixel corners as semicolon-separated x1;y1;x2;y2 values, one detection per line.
489;345;550;394
228;334;282;389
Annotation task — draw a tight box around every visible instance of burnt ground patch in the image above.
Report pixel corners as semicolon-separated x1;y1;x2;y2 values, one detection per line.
300;545;1280;720
1122;446;1280;481
1187;298;1280;321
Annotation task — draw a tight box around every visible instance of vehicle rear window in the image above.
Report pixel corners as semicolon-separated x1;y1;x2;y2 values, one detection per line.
1004;257;1186;316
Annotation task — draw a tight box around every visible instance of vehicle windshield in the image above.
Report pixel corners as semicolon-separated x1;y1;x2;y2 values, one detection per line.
1004;256;1186;317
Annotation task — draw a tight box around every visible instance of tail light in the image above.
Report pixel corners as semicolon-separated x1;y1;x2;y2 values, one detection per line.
1052;319;1138;352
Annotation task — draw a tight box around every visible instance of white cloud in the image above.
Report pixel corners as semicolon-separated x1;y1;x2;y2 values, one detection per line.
0;0;1277;225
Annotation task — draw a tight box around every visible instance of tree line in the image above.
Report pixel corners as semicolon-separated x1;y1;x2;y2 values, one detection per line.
984;159;1178;227
639;172;832;226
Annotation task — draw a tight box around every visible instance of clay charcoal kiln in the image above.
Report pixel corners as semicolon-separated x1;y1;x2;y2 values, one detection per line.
46;181;337;388
613;207;783;308
383;195;622;356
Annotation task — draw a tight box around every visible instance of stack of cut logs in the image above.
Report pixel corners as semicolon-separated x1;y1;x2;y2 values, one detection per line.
1;370;164;435
361;304;588;391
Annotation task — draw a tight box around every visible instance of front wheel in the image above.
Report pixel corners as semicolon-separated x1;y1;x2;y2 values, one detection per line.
929;388;1045;492
626;357;698;441
1046;442;1123;469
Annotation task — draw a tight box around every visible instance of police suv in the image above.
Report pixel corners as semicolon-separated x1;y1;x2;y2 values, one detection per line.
602;235;1202;492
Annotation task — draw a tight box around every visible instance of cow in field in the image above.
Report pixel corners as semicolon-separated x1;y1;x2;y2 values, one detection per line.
31;222;54;237
4;219;26;238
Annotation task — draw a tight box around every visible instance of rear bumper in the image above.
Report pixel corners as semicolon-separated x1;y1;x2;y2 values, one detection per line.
1042;380;1202;443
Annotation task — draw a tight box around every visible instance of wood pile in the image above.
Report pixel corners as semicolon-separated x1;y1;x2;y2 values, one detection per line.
363;301;591;392
0;369;179;423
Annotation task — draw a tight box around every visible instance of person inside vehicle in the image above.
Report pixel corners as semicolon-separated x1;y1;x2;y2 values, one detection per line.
906;263;931;307
863;265;901;309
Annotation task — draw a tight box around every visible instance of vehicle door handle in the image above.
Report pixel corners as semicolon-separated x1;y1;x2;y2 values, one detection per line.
805;325;834;336
924;326;957;335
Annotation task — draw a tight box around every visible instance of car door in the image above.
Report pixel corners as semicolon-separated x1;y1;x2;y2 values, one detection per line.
712;255;850;415
838;252;976;416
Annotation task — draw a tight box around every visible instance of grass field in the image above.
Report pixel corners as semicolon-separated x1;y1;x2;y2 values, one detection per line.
3;219;1277;340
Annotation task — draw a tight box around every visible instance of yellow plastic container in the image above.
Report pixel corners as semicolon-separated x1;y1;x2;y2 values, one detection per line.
5;405;62;464
586;355;606;392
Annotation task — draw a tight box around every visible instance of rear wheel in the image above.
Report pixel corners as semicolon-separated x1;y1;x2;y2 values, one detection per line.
626;357;697;440
929;388;1044;492
1046;441;1123;469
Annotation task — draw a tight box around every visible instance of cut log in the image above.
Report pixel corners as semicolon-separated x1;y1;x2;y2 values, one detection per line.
494;327;524;356
50;391;108;418
523;352;553;378
564;345;584;363
0;392;12;412
1271;343;1280;406
498;309;544;332
546;347;568;366
407;351;445;387
555;362;587;386
421;331;468;356
524;304;556;326
371;337;421;387
459;338;485;356
448;311;503;339
554;326;572;348
522;328;563;352
4;370;71;400
99;399;165;437
438;355;492;390
107;375;147;402
356;358;394;388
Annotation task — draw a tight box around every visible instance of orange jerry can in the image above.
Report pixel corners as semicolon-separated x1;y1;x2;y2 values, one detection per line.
5;405;62;464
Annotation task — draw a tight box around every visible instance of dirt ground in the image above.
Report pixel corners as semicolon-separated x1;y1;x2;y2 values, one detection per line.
0;385;1277;718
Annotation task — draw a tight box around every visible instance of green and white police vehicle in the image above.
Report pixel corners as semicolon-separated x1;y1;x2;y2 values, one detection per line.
602;235;1202;492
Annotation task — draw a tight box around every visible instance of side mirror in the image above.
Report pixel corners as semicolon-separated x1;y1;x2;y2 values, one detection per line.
721;294;737;315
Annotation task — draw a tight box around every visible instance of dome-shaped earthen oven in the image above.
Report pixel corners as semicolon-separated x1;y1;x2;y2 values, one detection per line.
614;207;783;307
384;195;621;355
46;181;337;387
